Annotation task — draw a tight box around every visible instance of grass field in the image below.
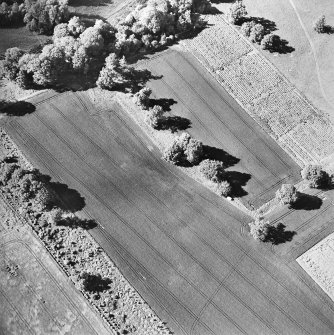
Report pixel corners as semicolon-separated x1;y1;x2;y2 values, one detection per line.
0;27;48;55
4;90;334;334
0;222;111;335
141;49;301;208
243;0;334;121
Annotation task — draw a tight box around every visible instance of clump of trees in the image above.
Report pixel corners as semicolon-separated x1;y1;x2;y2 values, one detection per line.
314;15;326;34
163;132;203;165
275;183;299;206
133;86;152;110
301;164;330;189
23;0;70;34
199;159;225;182
260;33;280;50
0;1;25;27
0;0;69;32
96;54;134;90
115;0;209;54
199;159;232;197
240;21;265;44
0;160;55;211
249;217;271;241
227;0;247;25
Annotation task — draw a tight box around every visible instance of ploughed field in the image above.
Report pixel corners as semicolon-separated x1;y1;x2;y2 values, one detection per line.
141;50;301;208
4;91;334;335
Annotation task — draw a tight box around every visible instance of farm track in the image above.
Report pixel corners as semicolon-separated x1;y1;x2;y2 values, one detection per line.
5;92;334;334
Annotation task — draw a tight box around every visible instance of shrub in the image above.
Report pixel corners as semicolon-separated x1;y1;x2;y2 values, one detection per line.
314;15;326;33
162;141;184;165
275;184;299;205
249;23;265;43
301;164;330;189
134;86;152;110
184;138;203;164
261;33;279;50
240;21;255;37
215;180;232;197
249;218;271;241
227;0;247;25
145;105;164;129
0;162;19;185
199;159;225;182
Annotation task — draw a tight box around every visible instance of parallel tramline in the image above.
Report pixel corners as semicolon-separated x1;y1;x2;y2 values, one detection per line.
183;14;334;164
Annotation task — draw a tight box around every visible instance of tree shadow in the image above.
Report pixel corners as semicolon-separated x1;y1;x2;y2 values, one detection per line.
0;101;36;116
290;193;322;210
48;180;86;212
81;273;111;292
264;222;296;245
60;216;97;230
203;145;240;168
267;36;295;54
248;16;277;34
324;25;334;34
69;0;113;7
148;98;177;111
159;115;191;133
224;171;251;198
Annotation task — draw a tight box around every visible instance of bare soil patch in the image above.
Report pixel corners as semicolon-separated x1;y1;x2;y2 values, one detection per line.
297;231;334;302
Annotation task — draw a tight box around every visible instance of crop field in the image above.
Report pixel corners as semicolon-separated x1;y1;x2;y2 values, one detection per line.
0;221;111;335
3;91;334;334
243;0;334;121
141;49;301;208
182;15;334;167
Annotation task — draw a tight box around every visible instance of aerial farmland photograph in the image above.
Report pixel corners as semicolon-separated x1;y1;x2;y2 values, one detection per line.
1;0;334;334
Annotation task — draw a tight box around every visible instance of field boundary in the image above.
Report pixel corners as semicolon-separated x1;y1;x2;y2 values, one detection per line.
181;14;334;168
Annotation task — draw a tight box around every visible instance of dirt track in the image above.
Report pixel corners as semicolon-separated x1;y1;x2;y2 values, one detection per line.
4;91;334;334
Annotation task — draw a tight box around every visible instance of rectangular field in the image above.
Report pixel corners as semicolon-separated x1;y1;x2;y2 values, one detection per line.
141;50;301;208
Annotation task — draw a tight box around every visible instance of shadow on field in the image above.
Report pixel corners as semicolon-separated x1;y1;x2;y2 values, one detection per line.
203;145;240;168
49;180;86;212
160;115;191;132
225;171;251;198
149;97;177;111
69;0;113;7
290;193;322;211
264;223;296;245
267;37;295;54
60;216;98;229
0;101;36;116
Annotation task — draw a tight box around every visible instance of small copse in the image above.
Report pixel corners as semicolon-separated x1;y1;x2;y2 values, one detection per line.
275;183;299;206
